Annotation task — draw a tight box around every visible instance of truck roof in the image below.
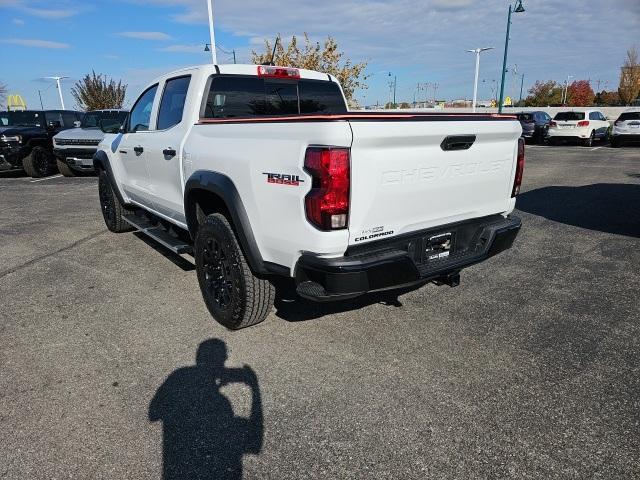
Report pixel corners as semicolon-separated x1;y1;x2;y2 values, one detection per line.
161;64;337;83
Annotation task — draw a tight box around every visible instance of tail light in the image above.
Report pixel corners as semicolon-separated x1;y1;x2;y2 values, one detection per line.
304;147;350;230
257;65;300;79
549;121;557;127
512;138;525;197
577;120;590;127
614;120;622;126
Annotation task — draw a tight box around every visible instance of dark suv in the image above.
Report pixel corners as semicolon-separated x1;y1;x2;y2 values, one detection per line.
0;109;83;177
515;111;552;144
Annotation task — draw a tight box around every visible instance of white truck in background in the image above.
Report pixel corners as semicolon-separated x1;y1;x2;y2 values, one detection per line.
94;64;524;329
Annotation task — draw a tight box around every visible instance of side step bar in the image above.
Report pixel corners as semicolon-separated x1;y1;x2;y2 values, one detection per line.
123;214;193;255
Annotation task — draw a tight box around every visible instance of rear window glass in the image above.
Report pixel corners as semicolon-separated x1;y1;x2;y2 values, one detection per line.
554;112;585;121
618;112;640;121
299;80;348;114
204;75;346;119
517;113;533;121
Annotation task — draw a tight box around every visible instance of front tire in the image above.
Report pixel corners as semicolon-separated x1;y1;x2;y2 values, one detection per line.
98;170;133;233
23;146;55;178
56;159;76;177
195;213;274;330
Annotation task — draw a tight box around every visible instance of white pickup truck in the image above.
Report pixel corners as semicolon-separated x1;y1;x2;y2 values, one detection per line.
95;64;524;329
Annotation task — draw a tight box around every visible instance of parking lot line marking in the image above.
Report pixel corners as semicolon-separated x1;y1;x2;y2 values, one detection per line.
30;174;63;183
590;146;602;151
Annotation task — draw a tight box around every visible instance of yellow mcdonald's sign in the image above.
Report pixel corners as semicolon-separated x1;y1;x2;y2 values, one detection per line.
7;94;27;111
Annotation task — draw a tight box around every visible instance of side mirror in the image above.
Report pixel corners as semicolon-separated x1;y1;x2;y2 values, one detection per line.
73;121;82;128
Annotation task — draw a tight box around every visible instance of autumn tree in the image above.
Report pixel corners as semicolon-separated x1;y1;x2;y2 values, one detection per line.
524;80;563;106
618;47;640;105
595;90;620;106
566;80;594;106
252;34;367;106
71;71;127;111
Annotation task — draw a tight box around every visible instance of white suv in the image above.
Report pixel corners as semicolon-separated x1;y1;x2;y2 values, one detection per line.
611;108;640;147
547;110;610;146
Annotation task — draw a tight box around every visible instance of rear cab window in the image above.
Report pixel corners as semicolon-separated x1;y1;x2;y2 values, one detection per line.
203;75;347;119
554;112;585;121
157;75;191;130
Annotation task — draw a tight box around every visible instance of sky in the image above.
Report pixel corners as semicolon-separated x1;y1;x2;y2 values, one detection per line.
0;0;639;110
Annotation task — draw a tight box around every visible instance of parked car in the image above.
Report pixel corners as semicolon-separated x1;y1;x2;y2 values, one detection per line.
515;111;552;144
53;109;128;176
611;108;640;147
94;64;523;329
547;110;609;146
0;109;83;177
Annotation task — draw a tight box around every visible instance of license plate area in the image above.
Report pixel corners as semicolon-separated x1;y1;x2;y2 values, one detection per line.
424;232;454;261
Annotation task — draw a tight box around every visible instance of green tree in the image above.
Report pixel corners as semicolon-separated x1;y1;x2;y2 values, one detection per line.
71;71;127;111
618;47;640;105
251;34;368;106
595;90;620;106
524;80;563;106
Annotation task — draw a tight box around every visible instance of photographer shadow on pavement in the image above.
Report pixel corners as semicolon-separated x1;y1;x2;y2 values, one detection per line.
149;339;263;480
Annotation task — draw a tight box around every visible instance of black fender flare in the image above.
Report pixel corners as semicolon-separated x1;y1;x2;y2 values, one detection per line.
184;170;267;275
93;150;128;206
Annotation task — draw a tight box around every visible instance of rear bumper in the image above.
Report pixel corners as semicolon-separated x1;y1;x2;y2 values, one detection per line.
547;128;591;139
294;214;521;301
612;133;640;143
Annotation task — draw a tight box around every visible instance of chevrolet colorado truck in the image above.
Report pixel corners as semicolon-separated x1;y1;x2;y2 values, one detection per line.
94;64;524;329
53;109;128;176
0;109;83;177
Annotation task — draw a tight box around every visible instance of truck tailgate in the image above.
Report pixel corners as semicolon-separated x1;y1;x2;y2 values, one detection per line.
347;117;521;245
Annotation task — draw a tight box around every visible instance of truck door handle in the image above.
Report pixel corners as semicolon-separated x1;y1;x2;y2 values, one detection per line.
163;148;176;157
440;135;476;151
133;146;144;154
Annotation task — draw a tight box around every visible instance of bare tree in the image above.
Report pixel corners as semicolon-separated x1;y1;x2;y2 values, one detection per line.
252;34;368;106
618;47;640;105
71;71;127;111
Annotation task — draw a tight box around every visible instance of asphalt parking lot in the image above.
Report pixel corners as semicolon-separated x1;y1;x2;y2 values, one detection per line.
1;144;639;479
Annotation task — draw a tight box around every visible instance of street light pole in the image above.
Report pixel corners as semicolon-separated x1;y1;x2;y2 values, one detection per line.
206;0;217;64
519;73;525;103
45;76;68;109
467;47;493;112
498;0;525;113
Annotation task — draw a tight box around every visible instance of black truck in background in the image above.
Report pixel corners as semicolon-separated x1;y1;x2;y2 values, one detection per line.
0;110;83;177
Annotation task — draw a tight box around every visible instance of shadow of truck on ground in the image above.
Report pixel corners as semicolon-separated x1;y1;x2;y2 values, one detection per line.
517;183;640;238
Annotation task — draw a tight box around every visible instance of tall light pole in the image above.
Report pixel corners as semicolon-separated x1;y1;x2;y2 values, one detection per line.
498;0;525;113
467;47;493;112
45;76;68;109
562;75;573;105
206;0;217;64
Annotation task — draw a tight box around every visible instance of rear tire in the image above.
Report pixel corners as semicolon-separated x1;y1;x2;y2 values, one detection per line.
195;213;274;330
56;159;76;177
22;146;55;178
98;170;133;233
582;131;595;147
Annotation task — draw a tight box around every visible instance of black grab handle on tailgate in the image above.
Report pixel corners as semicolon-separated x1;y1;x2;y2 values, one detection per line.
440;135;476;151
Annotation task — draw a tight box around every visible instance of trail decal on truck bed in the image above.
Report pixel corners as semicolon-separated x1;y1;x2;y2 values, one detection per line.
262;172;305;186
